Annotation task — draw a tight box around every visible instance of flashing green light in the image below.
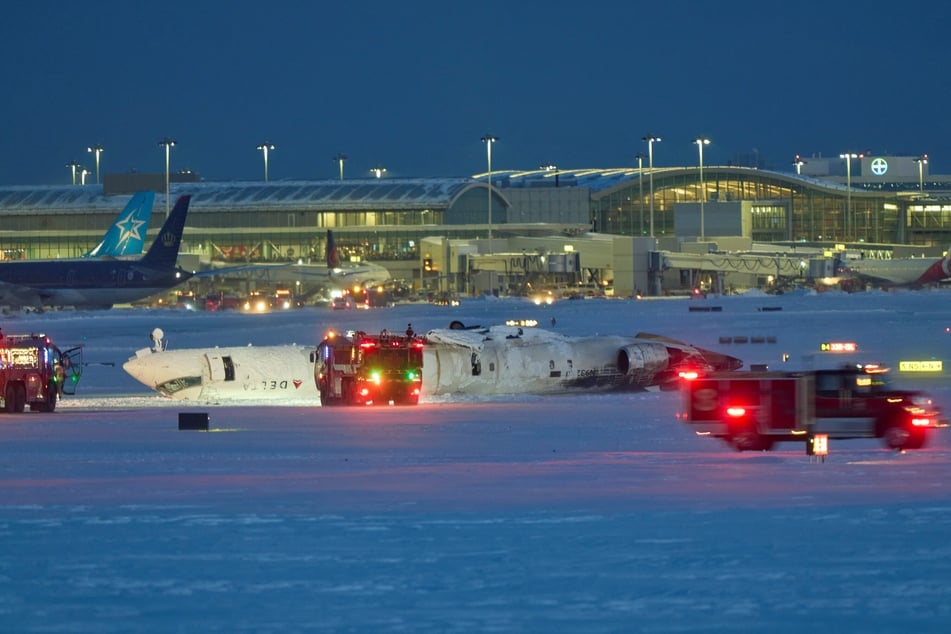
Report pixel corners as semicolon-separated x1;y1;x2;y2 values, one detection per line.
406;370;417;380
370;370;382;384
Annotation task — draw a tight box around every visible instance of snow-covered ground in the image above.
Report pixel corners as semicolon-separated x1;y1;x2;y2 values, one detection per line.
2;290;951;632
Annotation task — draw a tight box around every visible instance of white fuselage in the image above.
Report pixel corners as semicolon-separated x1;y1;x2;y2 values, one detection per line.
122;345;319;401
123;325;736;402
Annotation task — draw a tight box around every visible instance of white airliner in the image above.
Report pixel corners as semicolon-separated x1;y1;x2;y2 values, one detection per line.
842;249;951;288
122;323;741;402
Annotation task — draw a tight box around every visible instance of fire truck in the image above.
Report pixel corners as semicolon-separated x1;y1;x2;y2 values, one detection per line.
0;332;83;413
315;329;423;405
679;364;947;451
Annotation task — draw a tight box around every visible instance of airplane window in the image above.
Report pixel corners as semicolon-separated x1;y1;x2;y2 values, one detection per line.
223;356;235;382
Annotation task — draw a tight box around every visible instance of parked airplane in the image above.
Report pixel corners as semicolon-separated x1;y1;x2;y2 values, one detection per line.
199;229;390;292
0;195;192;309
840;249;951;288
83;191;155;258
122;321;742;402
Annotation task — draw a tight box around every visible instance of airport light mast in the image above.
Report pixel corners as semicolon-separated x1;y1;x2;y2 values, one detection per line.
159;137;176;217
792;155;806;175
642;134;661;237
481;133;497;254
693;137;711;240
370;165;387;178
914;154;928;194
840;151;861;239
334;153;347;180
86;144;104;184
257;142;275;182
634;153;645;235
66;160;81;186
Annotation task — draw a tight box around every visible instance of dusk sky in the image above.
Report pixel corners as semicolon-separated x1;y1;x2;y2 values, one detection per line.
2;0;950;186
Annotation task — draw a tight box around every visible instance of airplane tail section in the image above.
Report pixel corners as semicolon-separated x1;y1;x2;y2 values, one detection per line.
84;191;155;258
327;230;339;268
139;195;191;270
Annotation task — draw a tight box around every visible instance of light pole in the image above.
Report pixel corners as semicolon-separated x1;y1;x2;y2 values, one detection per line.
159;137;176;217
634;153;645;236
66;160;81;185
693;137;711;240
539;162;559;187
334;153;347;180
257;142;275;182
914;154;928;194
839;152;860;238
80;167;91;186
87;144;104;184
481;133;497;254
793;155;806;175
370;165;387;178
642;134;661;237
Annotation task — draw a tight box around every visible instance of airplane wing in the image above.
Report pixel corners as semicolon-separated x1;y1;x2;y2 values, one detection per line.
0;280;47;308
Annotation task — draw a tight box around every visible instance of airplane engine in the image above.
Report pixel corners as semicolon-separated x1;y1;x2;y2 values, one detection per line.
616;343;670;385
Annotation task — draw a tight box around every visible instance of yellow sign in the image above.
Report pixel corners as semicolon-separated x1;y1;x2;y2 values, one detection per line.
899;360;943;373
820;342;857;353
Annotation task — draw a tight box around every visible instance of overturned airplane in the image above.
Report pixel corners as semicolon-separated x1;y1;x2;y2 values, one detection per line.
422;321;742;396
122;322;742;402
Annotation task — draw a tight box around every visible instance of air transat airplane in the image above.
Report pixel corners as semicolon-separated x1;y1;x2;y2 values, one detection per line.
0;195;192;309
841;249;951;288
83;191;155;258
122;321;742;402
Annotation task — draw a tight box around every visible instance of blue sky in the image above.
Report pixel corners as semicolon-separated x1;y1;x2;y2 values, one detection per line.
2;0;950;185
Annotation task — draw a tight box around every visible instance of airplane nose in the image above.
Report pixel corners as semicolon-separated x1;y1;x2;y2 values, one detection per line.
122;356;157;389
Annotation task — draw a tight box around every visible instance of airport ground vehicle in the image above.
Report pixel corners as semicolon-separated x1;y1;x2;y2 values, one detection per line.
0;332;83;413
315;329;423;405
679;364;947;451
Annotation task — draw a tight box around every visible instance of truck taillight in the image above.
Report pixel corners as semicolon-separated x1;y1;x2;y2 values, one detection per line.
679;370;700;381
726;406;746;418
911;417;933;427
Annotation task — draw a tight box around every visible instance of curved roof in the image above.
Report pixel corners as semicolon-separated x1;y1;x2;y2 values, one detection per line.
0;178;480;214
479;166;865;197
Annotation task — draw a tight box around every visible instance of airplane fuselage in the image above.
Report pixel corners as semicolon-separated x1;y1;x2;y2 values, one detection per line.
123;345;320;401
844;253;951;287
0;259;191;308
123;325;741;402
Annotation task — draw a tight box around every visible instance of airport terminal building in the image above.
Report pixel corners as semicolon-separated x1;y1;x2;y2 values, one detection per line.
1;153;949;298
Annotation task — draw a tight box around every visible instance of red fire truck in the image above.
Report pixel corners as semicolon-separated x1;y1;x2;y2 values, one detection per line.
315;329;423;405
679;364;947;451
0;332;83;413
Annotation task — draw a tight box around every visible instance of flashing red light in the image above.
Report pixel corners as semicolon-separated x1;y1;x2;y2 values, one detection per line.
359;341;376;349
412;388;421;396
679;370;700;381
911;418;932;427
726;406;746;418
359;387;370;397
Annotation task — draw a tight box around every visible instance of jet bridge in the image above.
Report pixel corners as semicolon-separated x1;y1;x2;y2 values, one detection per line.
652;251;813;294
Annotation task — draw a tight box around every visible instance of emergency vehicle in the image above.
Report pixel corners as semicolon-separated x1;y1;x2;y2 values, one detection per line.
679;364;947;451
0;332;82;413
315;329;423;405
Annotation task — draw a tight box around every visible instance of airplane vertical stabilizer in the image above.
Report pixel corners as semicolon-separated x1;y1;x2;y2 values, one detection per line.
84;191;155;258
139;195;191;269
